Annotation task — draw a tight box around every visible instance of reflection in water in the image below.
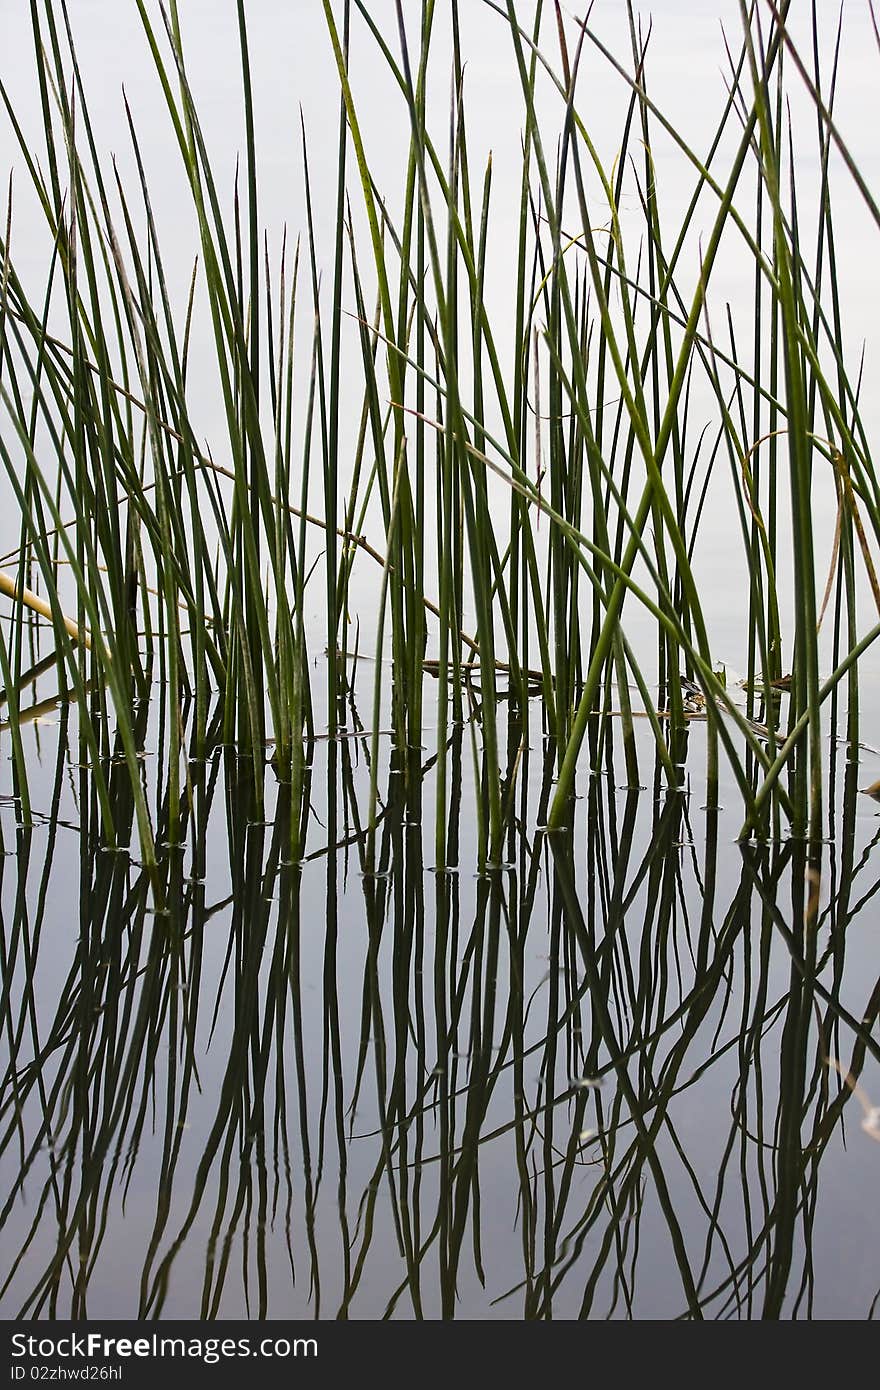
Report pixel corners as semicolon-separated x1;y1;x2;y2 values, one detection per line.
1;673;880;1320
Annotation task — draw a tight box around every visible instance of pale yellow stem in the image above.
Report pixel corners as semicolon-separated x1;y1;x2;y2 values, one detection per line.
0;569;90;648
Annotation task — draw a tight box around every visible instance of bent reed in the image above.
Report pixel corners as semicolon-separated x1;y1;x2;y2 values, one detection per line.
0;0;878;873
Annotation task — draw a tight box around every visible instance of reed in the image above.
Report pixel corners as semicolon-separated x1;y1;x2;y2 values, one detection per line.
3;0;880;1321
0;0;878;865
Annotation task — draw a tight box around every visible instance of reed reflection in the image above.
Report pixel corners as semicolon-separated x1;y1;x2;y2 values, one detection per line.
1;682;879;1319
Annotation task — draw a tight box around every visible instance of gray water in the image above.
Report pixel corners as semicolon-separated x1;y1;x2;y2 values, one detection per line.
1;648;880;1318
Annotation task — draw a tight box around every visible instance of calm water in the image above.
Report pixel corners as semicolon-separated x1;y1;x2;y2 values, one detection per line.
1;651;880;1318
1;1;880;1319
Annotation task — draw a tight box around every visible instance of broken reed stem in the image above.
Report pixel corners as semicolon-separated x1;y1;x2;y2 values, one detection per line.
0;568;90;647
832;448;880;620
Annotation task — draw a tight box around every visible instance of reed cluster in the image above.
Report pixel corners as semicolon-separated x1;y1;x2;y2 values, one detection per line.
1;0;878;873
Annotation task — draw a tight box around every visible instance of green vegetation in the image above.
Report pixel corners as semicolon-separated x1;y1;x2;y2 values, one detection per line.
1;0;878;868
3;2;880;1319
